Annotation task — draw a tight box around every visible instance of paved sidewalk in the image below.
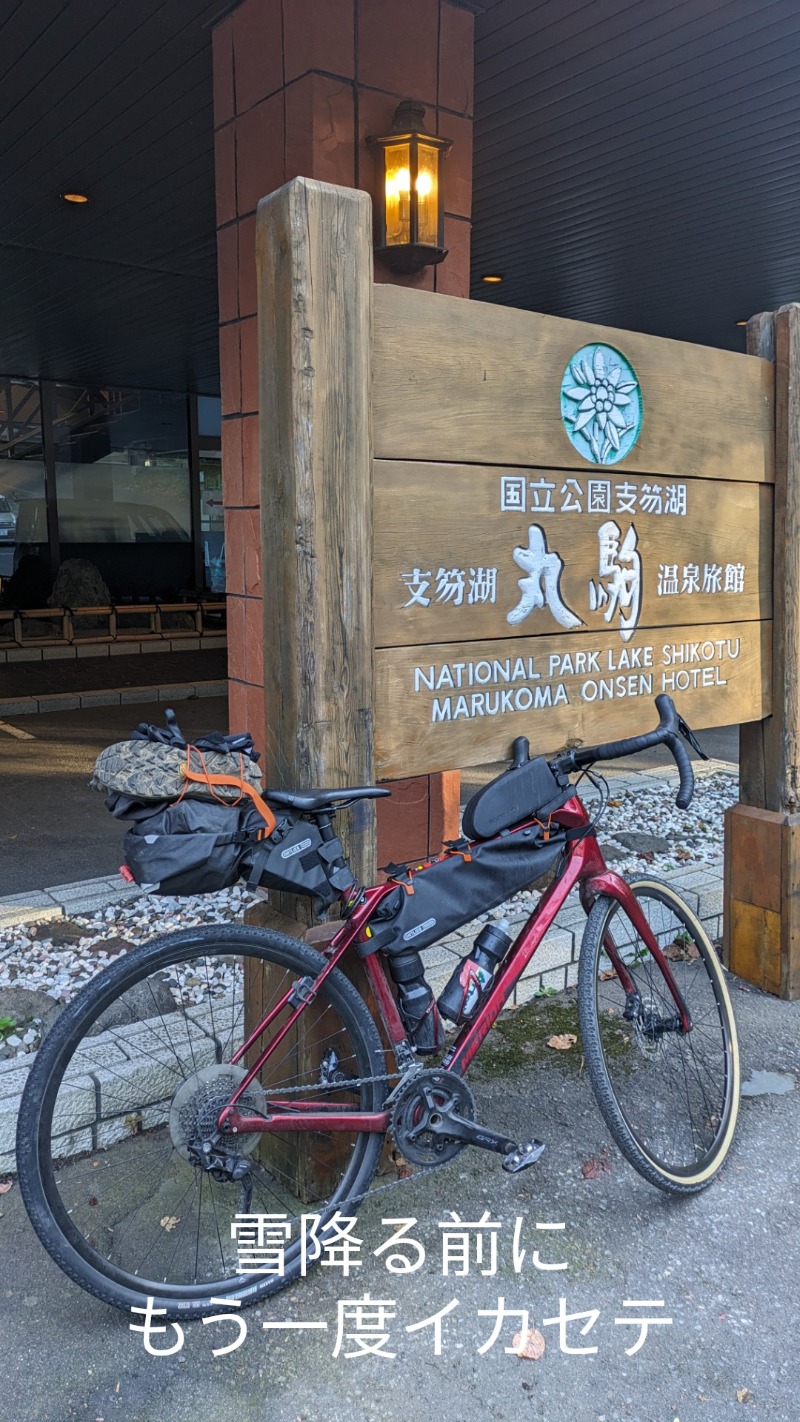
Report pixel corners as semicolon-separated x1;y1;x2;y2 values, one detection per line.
2;963;798;1422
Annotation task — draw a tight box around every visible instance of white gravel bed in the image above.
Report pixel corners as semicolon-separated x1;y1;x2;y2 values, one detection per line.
0;770;737;1060
0;885;253;1057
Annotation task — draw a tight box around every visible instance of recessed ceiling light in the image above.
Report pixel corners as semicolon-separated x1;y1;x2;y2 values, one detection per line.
481;274;503;284
61;192;89;204
735;320;748;326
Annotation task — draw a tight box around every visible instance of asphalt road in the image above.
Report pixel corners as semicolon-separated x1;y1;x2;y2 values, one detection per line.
0;705;737;897
0;698;229;896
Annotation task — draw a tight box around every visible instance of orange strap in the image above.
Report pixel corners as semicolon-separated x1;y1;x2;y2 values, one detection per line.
180;755;277;837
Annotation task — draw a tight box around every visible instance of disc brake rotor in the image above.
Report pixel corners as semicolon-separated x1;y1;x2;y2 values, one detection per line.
169;1063;267;1160
632;996;667;1060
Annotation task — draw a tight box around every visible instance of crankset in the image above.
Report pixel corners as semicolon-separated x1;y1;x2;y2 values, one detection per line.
390;1067;545;1174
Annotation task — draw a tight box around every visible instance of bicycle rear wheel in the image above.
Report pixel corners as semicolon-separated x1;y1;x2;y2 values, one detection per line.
17;925;387;1317
578;877;739;1193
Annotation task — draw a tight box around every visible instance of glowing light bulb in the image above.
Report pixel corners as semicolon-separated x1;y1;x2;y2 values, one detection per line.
416;172;433;196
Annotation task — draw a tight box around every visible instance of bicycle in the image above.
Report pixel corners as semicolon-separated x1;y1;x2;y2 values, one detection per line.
16;694;739;1318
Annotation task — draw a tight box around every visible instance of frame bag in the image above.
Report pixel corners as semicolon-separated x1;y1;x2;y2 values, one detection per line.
364;821;567;957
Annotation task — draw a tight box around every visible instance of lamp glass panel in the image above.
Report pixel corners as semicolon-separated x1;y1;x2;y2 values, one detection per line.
416;143;440;245
384;142;412;246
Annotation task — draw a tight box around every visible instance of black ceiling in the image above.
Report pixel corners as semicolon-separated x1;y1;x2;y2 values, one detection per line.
471;0;800;349
0;0;222;393
1;0;799;392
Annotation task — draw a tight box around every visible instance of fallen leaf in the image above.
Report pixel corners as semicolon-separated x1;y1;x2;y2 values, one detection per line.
737;1388;752;1404
546;1033;577;1050
512;1327;546;1360
160;1215;180;1232
598;969;617;982
0;1180;12;1195
581;1150;611;1180
664;941;700;962
675;848;693;862
608;799;623;807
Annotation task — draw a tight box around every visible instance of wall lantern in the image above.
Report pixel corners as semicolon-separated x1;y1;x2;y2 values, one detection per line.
368;99;452;274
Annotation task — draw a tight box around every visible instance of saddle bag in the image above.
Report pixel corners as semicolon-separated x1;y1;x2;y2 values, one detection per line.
119;799;265;896
245;818;356;908
111;792;355;907
363;821;567;957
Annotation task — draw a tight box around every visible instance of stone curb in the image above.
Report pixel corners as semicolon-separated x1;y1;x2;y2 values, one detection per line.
0;678;227;718
0;877;142;930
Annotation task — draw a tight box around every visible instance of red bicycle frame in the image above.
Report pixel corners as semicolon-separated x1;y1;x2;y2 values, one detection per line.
219;793;691;1137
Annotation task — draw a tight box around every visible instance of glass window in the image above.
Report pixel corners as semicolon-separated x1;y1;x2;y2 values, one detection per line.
53;386;192;601
199;449;225;592
0;377;48;598
197;396;222;438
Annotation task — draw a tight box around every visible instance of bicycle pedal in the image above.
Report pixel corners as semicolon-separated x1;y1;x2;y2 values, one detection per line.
502;1138;546;1173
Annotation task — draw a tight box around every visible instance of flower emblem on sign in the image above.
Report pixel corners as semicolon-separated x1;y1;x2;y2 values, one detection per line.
560;345;642;465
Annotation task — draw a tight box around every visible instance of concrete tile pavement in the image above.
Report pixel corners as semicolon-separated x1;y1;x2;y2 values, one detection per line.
1;977;799;1422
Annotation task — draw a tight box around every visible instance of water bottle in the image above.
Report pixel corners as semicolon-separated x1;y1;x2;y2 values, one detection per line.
387;946;445;1053
437;918;513;1025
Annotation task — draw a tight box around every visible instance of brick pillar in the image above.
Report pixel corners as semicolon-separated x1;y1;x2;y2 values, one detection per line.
213;0;473;859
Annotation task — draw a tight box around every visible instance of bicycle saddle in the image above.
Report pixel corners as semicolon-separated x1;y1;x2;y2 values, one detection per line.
266;785;391;812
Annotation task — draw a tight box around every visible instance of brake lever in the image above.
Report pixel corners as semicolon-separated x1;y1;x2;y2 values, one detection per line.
677;716;709;761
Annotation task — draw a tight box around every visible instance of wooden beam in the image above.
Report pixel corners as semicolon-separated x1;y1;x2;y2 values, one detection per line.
256;177;375;900
767;304;800;813
739;313;777;807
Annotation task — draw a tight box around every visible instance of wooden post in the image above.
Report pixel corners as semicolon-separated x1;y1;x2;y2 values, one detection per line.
256;177;376;901
725;303;800;997
246;180;378;1196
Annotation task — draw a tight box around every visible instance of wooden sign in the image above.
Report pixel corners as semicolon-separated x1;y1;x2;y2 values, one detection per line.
375;621;771;778
373;285;774;479
370;292;774;777
374;463;772;647
257;181;775;870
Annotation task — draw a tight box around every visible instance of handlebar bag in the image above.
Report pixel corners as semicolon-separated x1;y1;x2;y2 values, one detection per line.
363;822;567;957
461;756;569;841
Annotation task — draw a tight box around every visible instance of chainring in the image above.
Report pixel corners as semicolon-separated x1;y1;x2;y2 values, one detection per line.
390;1068;476;1166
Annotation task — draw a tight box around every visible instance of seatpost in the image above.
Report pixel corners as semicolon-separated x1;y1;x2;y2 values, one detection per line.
314;810;336;842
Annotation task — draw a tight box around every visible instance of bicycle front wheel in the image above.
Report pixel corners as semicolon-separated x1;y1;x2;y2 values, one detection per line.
578;877;739;1194
17;924;388;1317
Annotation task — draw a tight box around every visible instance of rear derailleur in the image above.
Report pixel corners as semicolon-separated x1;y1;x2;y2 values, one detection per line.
390;1068;545;1175
187;1133;252;1187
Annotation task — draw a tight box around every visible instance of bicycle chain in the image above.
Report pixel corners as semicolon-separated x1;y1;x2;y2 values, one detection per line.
255;1063;467;1201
